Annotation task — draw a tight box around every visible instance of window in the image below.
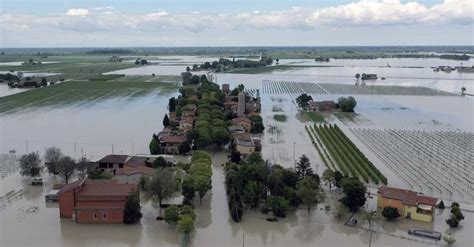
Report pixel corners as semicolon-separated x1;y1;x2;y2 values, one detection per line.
102;213;107;220
93;214;98;220
99;163;107;168
108;163;113;168
119;164;124;168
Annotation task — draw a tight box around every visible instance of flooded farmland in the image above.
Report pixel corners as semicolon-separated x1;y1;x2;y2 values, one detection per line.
1;57;473;246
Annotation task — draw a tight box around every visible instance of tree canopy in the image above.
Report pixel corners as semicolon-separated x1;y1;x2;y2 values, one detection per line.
19;152;42;178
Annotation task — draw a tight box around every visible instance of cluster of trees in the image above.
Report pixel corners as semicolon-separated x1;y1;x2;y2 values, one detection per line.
0;73;20;82
181;71;201;85
250;115;264;134
446;202;464;228
224;153;322;222
296;93;313;109
338;176;367;213
186;77;230;150
338;96;357;112
7;76;49;88
164;205;196;245
182;151;212;205
19;147;93;184
134;58;148;65
191;57;273;72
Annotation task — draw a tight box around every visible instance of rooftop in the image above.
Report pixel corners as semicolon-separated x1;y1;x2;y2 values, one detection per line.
116;165;154;176
97;154;130;164
232;117;251;124
160;134;187;143
378;186;438;206
78;182;137;197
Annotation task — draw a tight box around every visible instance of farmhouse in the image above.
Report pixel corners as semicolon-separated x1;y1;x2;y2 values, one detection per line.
158;133;186;154
222;83;230;95
308;100;337;112
96;154;130;175
377;186;438;223
115;165;154;184
58;178;138;223
232;117;251;132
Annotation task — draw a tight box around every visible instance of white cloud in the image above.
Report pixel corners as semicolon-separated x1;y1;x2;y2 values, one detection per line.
66;8;90;16
0;1;472;42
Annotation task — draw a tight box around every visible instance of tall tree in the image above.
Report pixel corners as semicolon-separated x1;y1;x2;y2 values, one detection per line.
298;176;320;213
123;192;142;224
242;181;265;209
163;114;170;127
339;178;367;212
76;157;92;179
322;169;335;189
296;154;313;178
182;176;195;205
164;205;180;226
146;168;179;210
44;147;62;175
56;156;76;184
178;215;195;246
19;152;42;178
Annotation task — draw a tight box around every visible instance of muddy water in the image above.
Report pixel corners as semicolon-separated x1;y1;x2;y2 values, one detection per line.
3;153;472;247
0;91;178;159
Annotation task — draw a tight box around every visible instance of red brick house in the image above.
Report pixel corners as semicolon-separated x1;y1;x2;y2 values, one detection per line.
158;133;187;154
232;117;251;132
58;179;138;223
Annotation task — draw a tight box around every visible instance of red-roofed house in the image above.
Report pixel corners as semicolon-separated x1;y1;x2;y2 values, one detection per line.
158;134;186;154
232;117;251;132
58;179;138;223
115;166;154;184
377;186;438;222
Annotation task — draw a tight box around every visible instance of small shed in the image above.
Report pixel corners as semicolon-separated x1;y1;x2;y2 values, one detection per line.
45;189;60;203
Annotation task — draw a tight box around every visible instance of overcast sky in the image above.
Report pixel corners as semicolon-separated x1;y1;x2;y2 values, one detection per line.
0;0;473;47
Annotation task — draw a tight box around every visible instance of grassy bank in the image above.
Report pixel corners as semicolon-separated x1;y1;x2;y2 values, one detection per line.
301;111;325;122
0;79;179;114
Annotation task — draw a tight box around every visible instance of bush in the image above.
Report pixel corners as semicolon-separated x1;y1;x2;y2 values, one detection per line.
382;206;400;221
446;216;459;228
123;193;142;224
437;200;445;209
267;196;289;218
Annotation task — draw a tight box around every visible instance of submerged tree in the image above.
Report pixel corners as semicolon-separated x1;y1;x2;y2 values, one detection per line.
123;192;142;224
56;156;76;184
296;154;313;178
339;177;367;212
44;147;62;175
146;167;179;212
298;176;320;213
381;206;400;221
19;152;42;178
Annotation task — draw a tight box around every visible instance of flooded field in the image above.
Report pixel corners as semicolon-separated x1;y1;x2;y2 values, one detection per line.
1;57;473;246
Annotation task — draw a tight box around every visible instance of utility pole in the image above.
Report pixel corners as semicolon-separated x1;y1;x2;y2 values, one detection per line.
25;140;29;153
293;141;296;169
74;142;77;160
111;144;114;154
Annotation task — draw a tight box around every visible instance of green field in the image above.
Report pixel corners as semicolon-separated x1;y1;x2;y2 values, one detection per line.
0;78;179;114
300;111;325;122
0;55;138;81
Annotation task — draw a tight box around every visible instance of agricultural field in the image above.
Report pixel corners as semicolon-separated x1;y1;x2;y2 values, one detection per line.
262;80;328;95
300;111;325;122
306;124;388;185
318;83;456;96
0;55;138;81
0;79;179;114
351;128;474;203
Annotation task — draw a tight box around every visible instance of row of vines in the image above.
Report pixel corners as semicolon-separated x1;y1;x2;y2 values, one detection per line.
310;124;387;185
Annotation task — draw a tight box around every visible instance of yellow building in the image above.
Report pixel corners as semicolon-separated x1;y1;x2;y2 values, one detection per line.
377;186;438;223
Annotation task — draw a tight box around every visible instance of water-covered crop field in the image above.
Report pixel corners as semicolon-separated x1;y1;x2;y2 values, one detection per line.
351;128;474;203
261;80;456;96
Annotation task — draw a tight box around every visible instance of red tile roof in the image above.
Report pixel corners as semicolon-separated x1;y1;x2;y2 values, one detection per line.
75;201;125;210
125;156;149;167
57;178;86;195
78;183;137;197
378;186;437;206
160;135;186;143
98;154;130;164
232;117;251;124
116;165;154;176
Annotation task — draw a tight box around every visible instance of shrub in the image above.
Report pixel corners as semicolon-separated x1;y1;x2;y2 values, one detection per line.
437;200;445;209
382;206;400;221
